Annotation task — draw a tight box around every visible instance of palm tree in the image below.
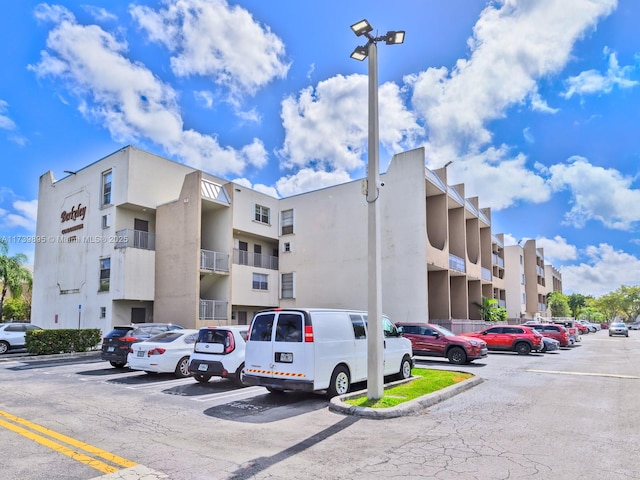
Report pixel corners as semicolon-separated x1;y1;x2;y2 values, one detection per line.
0;238;33;321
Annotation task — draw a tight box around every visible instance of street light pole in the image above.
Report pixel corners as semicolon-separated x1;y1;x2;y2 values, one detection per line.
350;20;405;400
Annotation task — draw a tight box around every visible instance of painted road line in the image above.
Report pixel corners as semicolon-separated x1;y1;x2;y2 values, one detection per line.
0;410;137;475
190;386;266;402
527;369;640;379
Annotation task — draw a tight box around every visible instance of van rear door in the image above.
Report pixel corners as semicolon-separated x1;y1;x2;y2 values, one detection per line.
246;312;276;379
272;312;310;381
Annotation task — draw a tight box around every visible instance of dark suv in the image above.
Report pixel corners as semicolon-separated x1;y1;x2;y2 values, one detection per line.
396;323;488;365
101;323;184;368
461;326;543;355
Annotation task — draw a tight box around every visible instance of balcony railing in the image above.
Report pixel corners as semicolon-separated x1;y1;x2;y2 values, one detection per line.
481;267;492;281
449;253;466;273
199;299;228;320
115;229;155;250
233;249;279;270
492;253;504;267
200;249;229;273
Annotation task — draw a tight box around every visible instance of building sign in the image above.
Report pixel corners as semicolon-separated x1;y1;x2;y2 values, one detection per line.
61;203;87;223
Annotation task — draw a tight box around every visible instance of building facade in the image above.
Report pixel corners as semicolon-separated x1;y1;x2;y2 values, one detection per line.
32;146;560;333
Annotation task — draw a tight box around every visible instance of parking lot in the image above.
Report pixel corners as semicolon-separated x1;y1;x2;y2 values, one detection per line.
1;330;639;480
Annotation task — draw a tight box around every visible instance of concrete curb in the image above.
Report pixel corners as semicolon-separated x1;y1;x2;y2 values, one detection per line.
0;350;101;363
328;373;483;419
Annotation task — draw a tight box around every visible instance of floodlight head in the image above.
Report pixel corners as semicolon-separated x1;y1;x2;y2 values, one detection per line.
384;30;405;45
350;45;368;61
351;19;373;37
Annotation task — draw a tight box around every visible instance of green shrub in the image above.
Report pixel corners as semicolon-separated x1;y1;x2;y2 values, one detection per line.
26;328;101;355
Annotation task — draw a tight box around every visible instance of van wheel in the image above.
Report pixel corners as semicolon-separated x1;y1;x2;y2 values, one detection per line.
234;363;246;387
194;374;211;383
327;366;350;398
398;355;412;379
110;361;126;368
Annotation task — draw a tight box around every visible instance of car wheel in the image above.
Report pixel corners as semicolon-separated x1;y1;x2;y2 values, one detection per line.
234;363;246;387
194;374;211;383
110;361;126;368
515;342;531;355
174;356;191;378
397;355;412;379
540;343;547;353
327;366;350;398
609;333;612;337
0;341;9;354
447;347;467;365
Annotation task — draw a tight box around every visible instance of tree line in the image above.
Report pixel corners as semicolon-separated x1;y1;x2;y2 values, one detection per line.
0;238;32;321
548;286;640;324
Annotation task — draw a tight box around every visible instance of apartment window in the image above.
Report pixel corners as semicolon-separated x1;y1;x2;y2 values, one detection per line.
252;273;268;290
280;209;294;235
254;204;270;224
102;214;111;229
102;170;112;206
100;307;106;319
99;258;110;292
281;272;295;299
283;242;292;253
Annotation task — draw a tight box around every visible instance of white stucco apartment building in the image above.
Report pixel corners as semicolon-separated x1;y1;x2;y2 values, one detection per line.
32;145;557;333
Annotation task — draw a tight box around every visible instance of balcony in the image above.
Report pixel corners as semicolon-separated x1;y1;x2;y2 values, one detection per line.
233;249;279;270
115;229;155;250
449;253;466;273
199;299;228;320
200;249;229;273
481;267;492;281
492;253;504;267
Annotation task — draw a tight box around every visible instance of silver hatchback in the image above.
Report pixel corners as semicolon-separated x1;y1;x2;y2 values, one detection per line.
609;322;629;337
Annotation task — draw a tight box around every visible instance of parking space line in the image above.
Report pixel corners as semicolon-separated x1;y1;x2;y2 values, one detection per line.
0;410;137;474
527;369;640;379
190;386;266;402
124;377;196;390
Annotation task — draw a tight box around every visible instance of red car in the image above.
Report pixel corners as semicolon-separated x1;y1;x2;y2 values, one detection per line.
461;325;543;355
396;323;488;365
520;323;570;347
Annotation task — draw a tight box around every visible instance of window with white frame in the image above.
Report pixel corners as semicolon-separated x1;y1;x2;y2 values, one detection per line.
102;170;112;206
280;209;294;235
283;241;292;253
281;272;295;299
102;214;111;229
252;273;268;290
99;257;110;292
254;204;270;224
100;307;106;318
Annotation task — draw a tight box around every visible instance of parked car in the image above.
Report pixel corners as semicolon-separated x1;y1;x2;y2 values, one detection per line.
127;329;199;377
540;336;560;353
628;323;640;331
188;326;248;385
577;320;598;333
461;325;543;355
396;323;487;365
574;322;589;335
520;323;570;347
552;320;581;344
608;322;629;337
0;323;44;354
101;323;184;368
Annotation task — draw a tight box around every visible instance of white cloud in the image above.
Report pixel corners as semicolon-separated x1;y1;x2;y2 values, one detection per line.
444;146;551;210
535;235;578;262
560;244;640;296
275;169;353;198
231;178;278;198
29;5;266;176
130;0;290;98
563;48;638;98
278;74;422;176
408;0;616;155
548;156;640;229
0;198;37;231
0;99;17;131
82;5;117;23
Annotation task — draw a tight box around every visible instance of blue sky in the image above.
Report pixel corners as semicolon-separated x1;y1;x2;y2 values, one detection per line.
1;0;639;297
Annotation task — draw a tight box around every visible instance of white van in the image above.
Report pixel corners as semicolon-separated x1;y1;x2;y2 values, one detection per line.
243;308;413;397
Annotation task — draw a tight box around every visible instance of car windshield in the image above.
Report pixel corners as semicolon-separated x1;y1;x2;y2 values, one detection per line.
434;325;455;337
611;323;625;328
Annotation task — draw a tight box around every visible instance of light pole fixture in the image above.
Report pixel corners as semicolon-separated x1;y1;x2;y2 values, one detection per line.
350;19;405;401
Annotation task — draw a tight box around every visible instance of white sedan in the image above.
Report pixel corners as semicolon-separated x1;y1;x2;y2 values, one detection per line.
127;329;199;378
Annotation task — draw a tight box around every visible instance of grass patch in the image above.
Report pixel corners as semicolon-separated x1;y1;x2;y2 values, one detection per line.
343;368;472;409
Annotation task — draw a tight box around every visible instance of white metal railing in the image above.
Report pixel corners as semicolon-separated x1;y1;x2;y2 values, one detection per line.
233;249;279;270
115;229;155;250
200;249;229;273
449;253;466;273
199;299;228;320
